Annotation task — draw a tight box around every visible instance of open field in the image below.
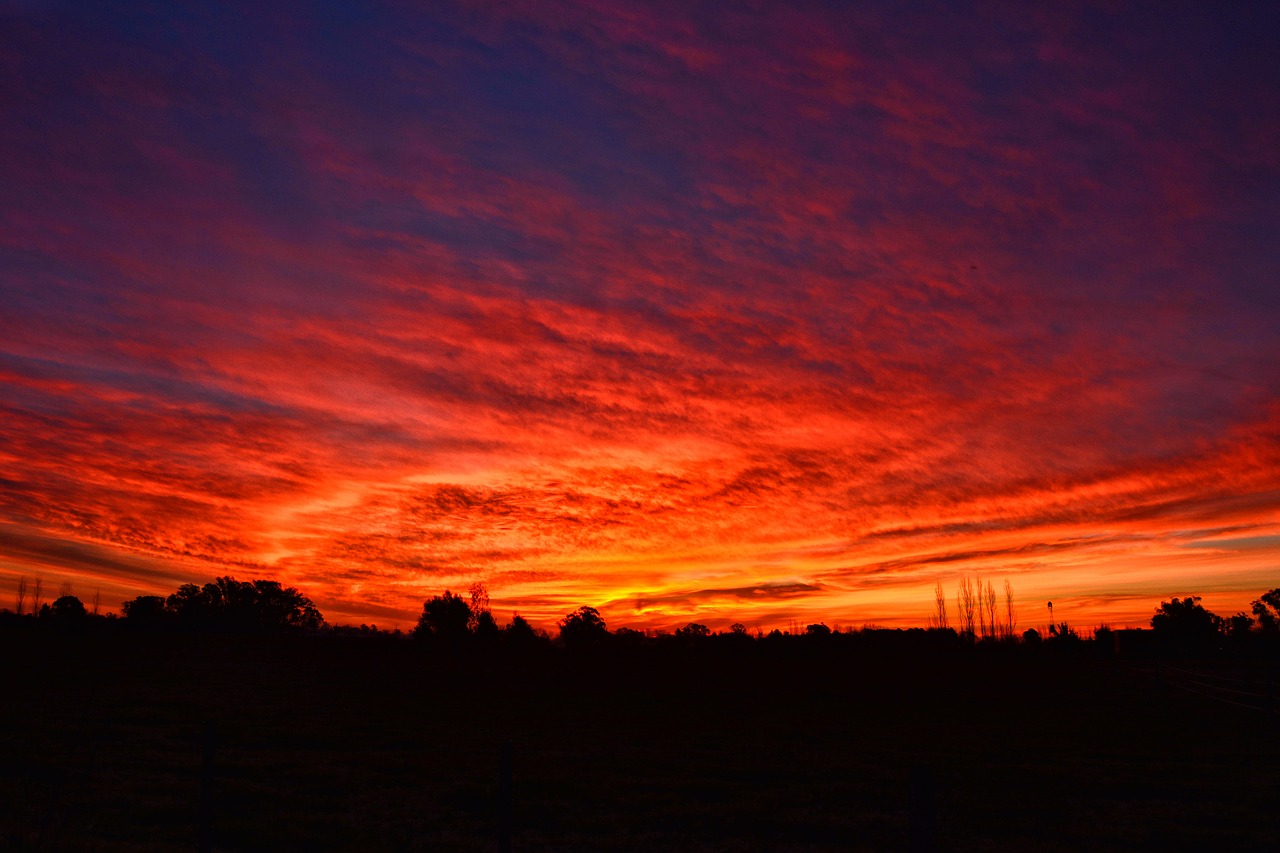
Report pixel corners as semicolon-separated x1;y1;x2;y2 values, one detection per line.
2;634;1277;851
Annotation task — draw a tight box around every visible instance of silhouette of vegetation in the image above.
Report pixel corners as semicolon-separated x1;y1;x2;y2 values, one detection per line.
5;574;1280;849
929;580;948;629
980;578;996;639
957;576;977;638
4;603;1277;852
467;582;492;630
413;589;473;643
1252;588;1280;636
557;605;608;648
675;622;711;641
504;613;543;648
949;575;1017;641
411;585;512;651
1003;579;1017;640
120;594;167;628
1150;596;1223;655
48;594;87;623
1047;621;1078;643
6;573;1280;668
119;577;323;634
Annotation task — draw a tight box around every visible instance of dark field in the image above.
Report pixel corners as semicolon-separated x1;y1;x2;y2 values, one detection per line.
2;634;1277;851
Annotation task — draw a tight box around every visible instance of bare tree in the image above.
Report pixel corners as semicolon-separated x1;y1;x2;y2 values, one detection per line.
982;580;997;641
1003;579;1016;641
15;577;27;616
930;580;948;630
957;577;977;639
92;588;101;617
59;580;73;598
975;579;988;639
32;576;43;614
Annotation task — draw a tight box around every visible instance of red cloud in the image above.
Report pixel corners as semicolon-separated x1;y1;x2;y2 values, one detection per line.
2;2;1278;630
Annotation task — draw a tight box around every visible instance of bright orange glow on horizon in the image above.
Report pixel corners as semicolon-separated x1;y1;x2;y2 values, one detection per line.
2;2;1278;632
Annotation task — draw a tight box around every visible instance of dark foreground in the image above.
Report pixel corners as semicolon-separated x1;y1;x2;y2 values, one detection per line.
2;635;1277;851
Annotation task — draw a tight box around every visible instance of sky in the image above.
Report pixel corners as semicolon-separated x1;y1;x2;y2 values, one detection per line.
2;0;1278;632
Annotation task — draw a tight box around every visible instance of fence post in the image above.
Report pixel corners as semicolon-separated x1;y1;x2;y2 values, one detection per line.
908;764;935;853
498;742;513;853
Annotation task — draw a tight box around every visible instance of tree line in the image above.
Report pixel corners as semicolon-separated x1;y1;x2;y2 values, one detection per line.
2;576;322;635
4;575;1279;658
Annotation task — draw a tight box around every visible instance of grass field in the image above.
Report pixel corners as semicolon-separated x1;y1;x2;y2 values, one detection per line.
2;633;1277;851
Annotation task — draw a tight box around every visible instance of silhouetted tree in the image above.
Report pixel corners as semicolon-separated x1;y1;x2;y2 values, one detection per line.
981;579;997;640
1251;588;1280;635
166;583;214;627
1225;612;1256;653
930;580;948;630
121;594;167;627
612;626;648;651
47;594;86;626
719;622;752;647
558;605;608;648
248;579;324;631
805;622;832;637
1003;579;1017;641
676;622;711;640
467;582;491;631
201;578;323;632
473;609;500;642
153;577;323;633
1150;596;1222;655
414;590;472;643
956;577;977;639
943;576;1014;640
505;613;537;639
465;583;501;645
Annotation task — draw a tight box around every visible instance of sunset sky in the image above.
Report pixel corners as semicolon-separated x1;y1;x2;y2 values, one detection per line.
2;1;1278;632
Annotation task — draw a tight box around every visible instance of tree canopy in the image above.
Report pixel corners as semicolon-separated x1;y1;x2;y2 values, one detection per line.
413;590;473;643
1251;588;1280;635
1150;596;1222;654
557;605;608;647
122;577;323;633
